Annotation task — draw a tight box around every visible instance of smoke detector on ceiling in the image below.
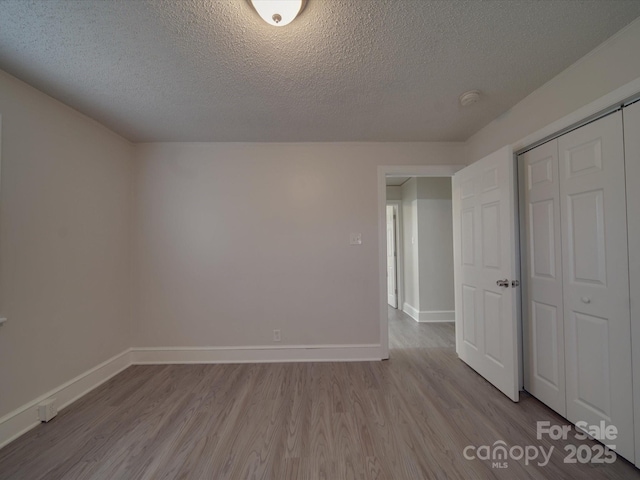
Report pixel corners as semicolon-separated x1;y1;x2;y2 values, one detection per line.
459;90;481;107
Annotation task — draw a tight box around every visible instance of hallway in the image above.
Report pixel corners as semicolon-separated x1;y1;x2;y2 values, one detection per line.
388;306;454;350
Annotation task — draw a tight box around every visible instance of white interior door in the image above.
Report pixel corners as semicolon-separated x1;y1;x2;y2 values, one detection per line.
453;146;520;402
623;100;640;468
520;141;566;415
559;111;634;460
386;205;398;308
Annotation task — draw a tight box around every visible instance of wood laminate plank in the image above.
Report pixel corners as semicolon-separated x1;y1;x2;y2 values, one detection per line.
0;308;638;479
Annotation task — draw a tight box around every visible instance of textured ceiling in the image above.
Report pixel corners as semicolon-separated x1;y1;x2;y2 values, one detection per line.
1;0;639;142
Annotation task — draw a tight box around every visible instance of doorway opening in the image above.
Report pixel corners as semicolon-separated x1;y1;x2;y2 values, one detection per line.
378;165;464;356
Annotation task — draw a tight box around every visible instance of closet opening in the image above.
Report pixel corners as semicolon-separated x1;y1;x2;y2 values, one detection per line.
517;96;640;464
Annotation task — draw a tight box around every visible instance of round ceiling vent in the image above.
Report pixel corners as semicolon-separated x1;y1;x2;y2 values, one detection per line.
459;90;481;107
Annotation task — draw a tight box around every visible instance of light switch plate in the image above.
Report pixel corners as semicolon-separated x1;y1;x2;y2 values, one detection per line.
349;233;362;245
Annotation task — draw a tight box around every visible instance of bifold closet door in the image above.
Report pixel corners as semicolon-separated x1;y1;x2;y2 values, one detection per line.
521;141;566;415
623;101;640;468
559;111;634;460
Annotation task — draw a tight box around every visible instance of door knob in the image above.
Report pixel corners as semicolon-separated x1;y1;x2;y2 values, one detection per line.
496;279;509;287
581;296;591;304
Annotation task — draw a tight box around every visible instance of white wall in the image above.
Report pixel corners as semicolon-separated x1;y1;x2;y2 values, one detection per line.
401;177;454;320
466;18;640;162
386;185;402;201
133;142;464;349
0;71;134;418
416;178;454;315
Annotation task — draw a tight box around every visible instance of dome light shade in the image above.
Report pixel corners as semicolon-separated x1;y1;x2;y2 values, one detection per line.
250;0;306;27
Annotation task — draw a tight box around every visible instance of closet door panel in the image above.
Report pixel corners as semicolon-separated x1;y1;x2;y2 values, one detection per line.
521;141;566;414
623;100;640;468
559;111;633;461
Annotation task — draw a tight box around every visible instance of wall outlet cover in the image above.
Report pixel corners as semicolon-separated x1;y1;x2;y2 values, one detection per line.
38;398;58;422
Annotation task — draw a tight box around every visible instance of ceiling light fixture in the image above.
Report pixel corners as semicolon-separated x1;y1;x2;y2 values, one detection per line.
250;0;306;27
459;90;481;107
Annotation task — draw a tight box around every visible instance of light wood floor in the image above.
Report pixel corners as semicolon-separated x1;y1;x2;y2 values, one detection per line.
1;308;638;479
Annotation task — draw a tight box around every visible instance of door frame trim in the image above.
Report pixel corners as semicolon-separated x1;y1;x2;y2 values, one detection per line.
378;165;465;359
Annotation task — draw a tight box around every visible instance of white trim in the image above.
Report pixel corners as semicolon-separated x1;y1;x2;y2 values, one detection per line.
131;344;383;364
378;165;465;358
383;165;465;177
402;303;454;323
402;302;420;321
0;349;132;450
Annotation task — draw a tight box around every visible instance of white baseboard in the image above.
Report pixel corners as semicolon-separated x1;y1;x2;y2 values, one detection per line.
0;349;132;450
131;344;383;364
402;303;420;320
402;303;454;323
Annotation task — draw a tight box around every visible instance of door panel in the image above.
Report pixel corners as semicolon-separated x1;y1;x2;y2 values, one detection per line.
461;208;475;265
532;301;559;387
530;200;556;278
483;291;503;364
453;146;520;402
559;111;633;460
623;100;640;468
481;202;501;268
520;141;566;415
386;205;397;308
462;285;476;347
567;190;606;284
573;311;610;415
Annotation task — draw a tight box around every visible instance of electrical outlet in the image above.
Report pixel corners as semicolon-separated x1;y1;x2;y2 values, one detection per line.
273;329;281;342
38;398;57;422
